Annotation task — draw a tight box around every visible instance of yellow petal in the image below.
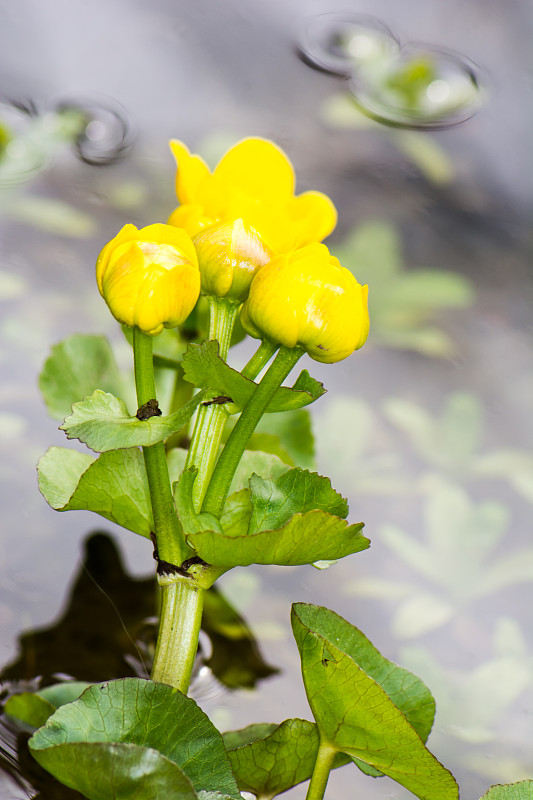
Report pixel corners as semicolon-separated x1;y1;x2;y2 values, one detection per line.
284;191;338;250
170;140;210;205
213;138;295;206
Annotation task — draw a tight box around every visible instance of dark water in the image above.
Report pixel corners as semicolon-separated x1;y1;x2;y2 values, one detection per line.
1;1;532;798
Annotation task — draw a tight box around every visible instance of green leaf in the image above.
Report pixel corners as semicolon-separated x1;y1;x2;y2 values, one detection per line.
224;718;350;797
38;682;92;708
255;408;315;469
291;603;458;800
174;469;223;536
244;432;295;466
61;389;206;452
29;678;242;799
38;446;153;537
248;468;348;535
4;692;56;729
182;340;325;412
5;682;91;729
34;741;200;799
480;783;533;800
228;451;289;495
219;489;253;536
189;511;368;568
39;334;127;420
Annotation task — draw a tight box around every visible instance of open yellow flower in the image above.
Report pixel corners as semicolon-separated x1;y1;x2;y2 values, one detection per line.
240;243;369;363
168;137;338;258
96;223;200;336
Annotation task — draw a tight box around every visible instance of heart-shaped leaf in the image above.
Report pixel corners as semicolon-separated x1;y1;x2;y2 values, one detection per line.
39;333;127;420
29;678;242;799
188;511;368;568
247;468;348;535
38;446;153;537
291;603;458;800
224;718;351;797
61;389;206;452
182;340;325;412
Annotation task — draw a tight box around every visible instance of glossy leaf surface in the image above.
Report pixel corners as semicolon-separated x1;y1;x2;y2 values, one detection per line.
291;603;458;800
29;679;242;799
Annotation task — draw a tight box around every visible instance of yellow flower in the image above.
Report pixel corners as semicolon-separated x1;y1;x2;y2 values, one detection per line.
96;223;201;336
192;219;272;302
240;244;369;363
167;138;338;256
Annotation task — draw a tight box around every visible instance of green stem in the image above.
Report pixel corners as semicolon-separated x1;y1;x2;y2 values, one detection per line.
306;740;336;800
240;338;278;380
150;574;204;692
133;327;188;566
185;297;239;511
202;345;303;518
165;363;194;450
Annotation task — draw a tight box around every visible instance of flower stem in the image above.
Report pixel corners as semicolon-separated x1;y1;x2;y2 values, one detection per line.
184;297;239;511
150;573;205;691
240;338;278;380
202;345;303;518
133;327;188;567
306;740;336;800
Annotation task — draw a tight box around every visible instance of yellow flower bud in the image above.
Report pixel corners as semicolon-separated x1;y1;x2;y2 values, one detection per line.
193;219;272;302
167;138;338;255
96;223;201;336
240;244;369;363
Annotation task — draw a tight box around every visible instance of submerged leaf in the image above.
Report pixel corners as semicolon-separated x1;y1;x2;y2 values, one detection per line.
38;446;153;537
61;389;206;452
291;603;457;800
29;679;242;799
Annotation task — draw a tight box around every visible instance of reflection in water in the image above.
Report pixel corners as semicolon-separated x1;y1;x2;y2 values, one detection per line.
298;12;399;78
1;532;276;690
297;13;484;128
0;96;132;190
54;99;133;166
0;532;278;796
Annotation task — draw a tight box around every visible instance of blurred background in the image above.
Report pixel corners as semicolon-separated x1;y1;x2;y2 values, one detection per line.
0;0;531;798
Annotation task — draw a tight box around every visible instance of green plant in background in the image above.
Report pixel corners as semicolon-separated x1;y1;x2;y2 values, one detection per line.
3;136;531;800
332;220;474;357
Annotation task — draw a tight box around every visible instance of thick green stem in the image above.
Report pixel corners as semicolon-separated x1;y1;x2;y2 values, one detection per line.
306;740;336;800
202;345;303;518
185;298;239;511
150;574;204;691
133;327;188;566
